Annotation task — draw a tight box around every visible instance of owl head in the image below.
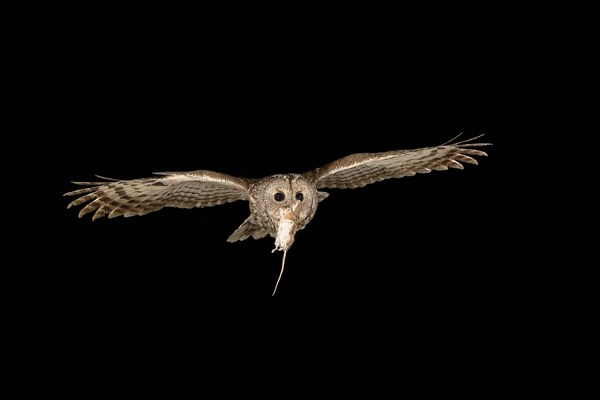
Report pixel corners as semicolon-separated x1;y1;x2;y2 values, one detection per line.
248;174;321;251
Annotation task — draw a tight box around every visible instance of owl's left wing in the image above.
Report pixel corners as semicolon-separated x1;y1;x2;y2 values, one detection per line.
64;170;252;221
309;135;491;189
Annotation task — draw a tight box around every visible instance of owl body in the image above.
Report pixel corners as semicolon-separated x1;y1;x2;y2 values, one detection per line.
64;134;491;293
228;174;323;248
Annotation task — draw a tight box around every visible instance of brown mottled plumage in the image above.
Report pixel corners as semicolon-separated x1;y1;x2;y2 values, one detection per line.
65;134;491;294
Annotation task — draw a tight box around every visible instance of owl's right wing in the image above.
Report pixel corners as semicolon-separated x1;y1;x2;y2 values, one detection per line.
308;134;490;189
64;170;252;221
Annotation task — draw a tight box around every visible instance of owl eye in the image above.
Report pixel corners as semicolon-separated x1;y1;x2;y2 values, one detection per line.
295;192;304;201
274;192;285;202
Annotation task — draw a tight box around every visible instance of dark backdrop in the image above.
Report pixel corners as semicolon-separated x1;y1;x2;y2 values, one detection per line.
50;124;506;393
19;12;522;396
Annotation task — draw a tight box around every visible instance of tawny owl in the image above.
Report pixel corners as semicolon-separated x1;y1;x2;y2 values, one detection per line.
65;134;491;294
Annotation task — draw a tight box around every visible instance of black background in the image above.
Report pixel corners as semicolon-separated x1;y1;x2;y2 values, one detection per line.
50;128;508;393
15;8;529;397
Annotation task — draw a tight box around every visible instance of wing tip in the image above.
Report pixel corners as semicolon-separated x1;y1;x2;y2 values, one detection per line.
444;133;492;147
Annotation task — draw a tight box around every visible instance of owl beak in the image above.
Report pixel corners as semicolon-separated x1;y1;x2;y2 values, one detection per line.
287;206;300;221
291;201;302;218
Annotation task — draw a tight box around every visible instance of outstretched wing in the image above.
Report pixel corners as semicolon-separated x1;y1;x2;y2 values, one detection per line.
64;170;252;221
308;134;491;189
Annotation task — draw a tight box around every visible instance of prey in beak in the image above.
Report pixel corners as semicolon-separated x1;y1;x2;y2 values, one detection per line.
271;204;299;295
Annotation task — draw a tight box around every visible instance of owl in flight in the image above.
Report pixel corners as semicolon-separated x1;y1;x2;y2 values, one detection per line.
65;134;491;294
